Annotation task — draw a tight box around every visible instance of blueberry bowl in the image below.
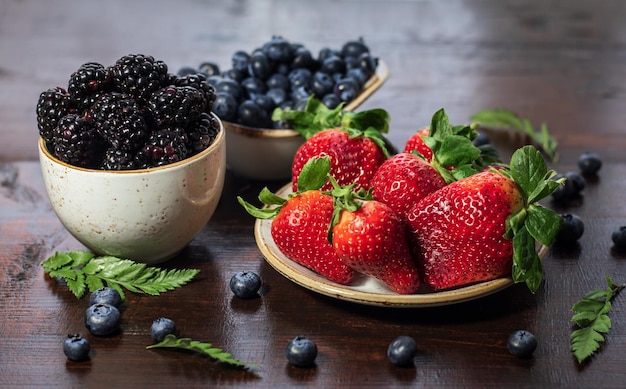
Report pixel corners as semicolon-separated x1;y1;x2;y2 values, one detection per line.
222;60;389;181
38;114;226;264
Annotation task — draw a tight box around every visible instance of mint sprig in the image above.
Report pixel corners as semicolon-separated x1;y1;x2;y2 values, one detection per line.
147;334;254;368
503;145;564;292
470;108;559;162
42;251;200;299
571;276;625;364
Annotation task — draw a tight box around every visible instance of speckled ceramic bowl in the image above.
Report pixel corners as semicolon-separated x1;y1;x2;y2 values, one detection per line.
38;114;226;264
223;60;389;181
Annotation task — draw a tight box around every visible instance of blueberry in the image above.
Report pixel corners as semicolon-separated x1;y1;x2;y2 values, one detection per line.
266;88;288;107
212;93;238;122
88;287;122;308
291;47;315;69
253;94;276;113
238;100;271;128
341;38;370;58
198;62;220;77
216;79;244;102
578;152;602;175
565;171;586;192
285;336;317;367
231;50;250;74
84;303;121;336
612;226;626;249
321;93;341;109
310;71;334;98
63;333;90;361
345;67;368;87
262;36;293;62
266;73;290;91
334;77;359;102
248;52;273;80
387;335;417;366
177;66;198;77
150;317;177;342
473;132;490;147
317;47;337;63
240;76;267;98
551;173;582;202
229;271;262;299
357;52;378;78
288;68;312;90
321;54;346;75
555;213;585;243
507;330;537;358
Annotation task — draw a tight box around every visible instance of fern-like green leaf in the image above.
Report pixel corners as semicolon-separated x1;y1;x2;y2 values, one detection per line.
41;251;200;300
146;334;254;368
570;276;624;364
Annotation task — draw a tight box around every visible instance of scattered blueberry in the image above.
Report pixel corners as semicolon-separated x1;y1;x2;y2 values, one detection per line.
88;287;122;308
578;152;602;175
551;172;584;202
555;213;585;243
507;330;537;358
150;317;177;342
285;336;318;367
84;303;121;336
472;132;490;147
612;226;626;250
387;335;417;366
63;333;90;361
229;271;262;299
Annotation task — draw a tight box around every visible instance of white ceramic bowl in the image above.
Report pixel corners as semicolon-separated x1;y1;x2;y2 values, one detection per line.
38;115;226;264
223;60;389;181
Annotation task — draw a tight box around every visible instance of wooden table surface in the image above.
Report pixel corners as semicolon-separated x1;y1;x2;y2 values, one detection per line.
3;0;626;387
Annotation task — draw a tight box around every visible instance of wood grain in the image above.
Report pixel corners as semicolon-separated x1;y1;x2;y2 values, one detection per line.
2;0;626;387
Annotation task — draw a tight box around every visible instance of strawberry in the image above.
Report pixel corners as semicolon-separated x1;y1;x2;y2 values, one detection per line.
272;96;391;192
331;199;420;294
403;127;432;160
371;109;486;220
406;145;564;292
370;152;446;218
238;157;355;284
327;177;420;294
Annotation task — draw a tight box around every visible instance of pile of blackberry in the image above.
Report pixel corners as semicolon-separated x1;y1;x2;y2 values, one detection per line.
178;36;379;129
36;54;219;170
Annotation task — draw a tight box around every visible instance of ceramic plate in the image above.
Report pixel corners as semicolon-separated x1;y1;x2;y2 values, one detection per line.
254;183;547;308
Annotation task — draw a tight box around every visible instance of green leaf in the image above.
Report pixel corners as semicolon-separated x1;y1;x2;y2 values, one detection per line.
258;187;286;206
297;156;331;191
237;196;280;219
511;225;543;293
147;334;254;368
526;205;562;247
41;250;200;300
470;108;559;162
570;276;625;364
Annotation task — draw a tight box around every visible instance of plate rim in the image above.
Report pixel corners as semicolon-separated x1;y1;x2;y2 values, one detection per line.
253;183;547;308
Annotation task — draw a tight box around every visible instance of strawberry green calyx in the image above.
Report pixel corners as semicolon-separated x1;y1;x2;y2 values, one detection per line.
420;108;482;183
237;156;332;220
272;96;392;156
503;145;564;293
325;175;372;243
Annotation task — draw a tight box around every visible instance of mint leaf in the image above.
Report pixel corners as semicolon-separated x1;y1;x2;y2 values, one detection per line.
571;276;625;364
470;108;559;162
42;251;200;299
147;334;254;368
526;204;562;247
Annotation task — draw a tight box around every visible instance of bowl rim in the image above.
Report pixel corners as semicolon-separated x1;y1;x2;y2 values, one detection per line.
39;112;225;174
222;59;390;138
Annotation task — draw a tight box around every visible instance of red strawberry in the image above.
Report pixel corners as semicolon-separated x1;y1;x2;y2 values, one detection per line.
332;199;420;294
406;146;564;292
370;152;446;219
292;128;386;192
403;127;432;160
239;157;355;284
272;96;391;192
271;189;355;284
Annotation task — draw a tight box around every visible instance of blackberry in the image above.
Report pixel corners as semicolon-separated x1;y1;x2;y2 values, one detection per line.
174;73;217;112
147;85;205;128
90;92;148;151
101;147;139;170
36;87;73;142
110;54;169;102
52;114;104;168
136;128;188;167
186;112;219;155
68;62;112;110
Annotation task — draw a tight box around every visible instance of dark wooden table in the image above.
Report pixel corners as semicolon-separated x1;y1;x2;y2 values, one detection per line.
3;0;626;387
